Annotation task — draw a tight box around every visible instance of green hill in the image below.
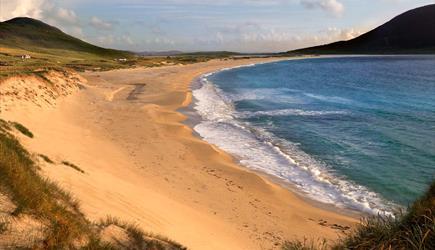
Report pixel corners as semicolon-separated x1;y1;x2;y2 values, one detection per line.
0;17;139;75
0;17;237;76
0;17;131;58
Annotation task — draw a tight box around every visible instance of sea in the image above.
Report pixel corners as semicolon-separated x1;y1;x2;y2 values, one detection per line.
191;56;435;216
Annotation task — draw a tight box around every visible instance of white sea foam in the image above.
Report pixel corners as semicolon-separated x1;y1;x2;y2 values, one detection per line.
226;88;306;103
192;77;234;122
238;109;349;118
192;68;398;216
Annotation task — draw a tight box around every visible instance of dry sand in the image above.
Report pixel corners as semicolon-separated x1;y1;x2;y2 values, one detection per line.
1;58;357;249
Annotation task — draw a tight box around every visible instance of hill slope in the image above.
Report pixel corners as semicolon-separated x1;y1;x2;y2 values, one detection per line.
291;4;435;54
0;17;237;76
0;17;130;57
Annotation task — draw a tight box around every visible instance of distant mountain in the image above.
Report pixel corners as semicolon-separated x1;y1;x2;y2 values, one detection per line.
290;4;435;54
0;17;131;57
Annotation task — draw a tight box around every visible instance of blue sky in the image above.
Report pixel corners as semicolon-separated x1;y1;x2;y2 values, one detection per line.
1;0;434;52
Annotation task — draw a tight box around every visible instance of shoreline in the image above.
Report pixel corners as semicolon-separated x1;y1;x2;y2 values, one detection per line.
2;57;358;249
181;60;366;220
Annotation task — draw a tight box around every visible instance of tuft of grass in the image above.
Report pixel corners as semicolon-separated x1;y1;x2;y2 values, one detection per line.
62;161;85;174
282;238;328;250
333;182;435;250
39;154;54;164
98;216;187;250
0;119;11;132
282;181;435;250
10;121;33;138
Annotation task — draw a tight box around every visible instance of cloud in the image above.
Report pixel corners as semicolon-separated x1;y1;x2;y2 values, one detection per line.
187;21;368;53
0;0;45;21
325;27;363;41
0;0;86;39
90;16;113;30
54;7;78;24
300;0;344;16
0;0;367;52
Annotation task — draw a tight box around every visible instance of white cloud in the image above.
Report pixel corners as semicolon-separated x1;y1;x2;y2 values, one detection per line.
0;0;86;39
300;0;344;16
90;16;113;30
55;7;78;24
325;27;363;41
187;21;368;53
0;0;45;21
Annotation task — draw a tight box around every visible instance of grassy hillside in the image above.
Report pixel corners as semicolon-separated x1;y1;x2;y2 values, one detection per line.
0;17;139;76
0;17;131;58
0;17;240;78
289;4;435;54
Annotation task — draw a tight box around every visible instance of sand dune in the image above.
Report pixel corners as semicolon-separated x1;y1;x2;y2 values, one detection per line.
1;58;357;249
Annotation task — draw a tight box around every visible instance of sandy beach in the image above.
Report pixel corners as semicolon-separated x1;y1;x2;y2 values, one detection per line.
1;58;357;249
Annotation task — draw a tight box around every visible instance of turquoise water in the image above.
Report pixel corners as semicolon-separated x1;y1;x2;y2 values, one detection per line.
192;56;435;215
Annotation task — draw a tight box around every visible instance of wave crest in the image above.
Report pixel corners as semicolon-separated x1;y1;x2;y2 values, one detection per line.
238;109;349;118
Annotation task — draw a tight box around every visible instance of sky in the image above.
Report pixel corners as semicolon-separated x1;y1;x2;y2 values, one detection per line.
0;0;434;53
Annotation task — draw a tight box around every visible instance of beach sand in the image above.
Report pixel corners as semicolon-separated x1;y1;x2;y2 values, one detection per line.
1;57;357;249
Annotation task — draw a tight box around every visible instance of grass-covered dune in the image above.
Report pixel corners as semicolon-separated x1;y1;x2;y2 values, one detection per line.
0;119;186;249
336;183;434;249
284;182;434;250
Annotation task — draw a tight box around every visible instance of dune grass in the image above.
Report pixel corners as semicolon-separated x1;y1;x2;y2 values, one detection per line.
62;161;85;174
283;182;435;250
0;119;186;249
334;182;434;250
10;121;33;138
0;119;90;248
99;216;187;250
283;238;328;250
39;154;54;164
